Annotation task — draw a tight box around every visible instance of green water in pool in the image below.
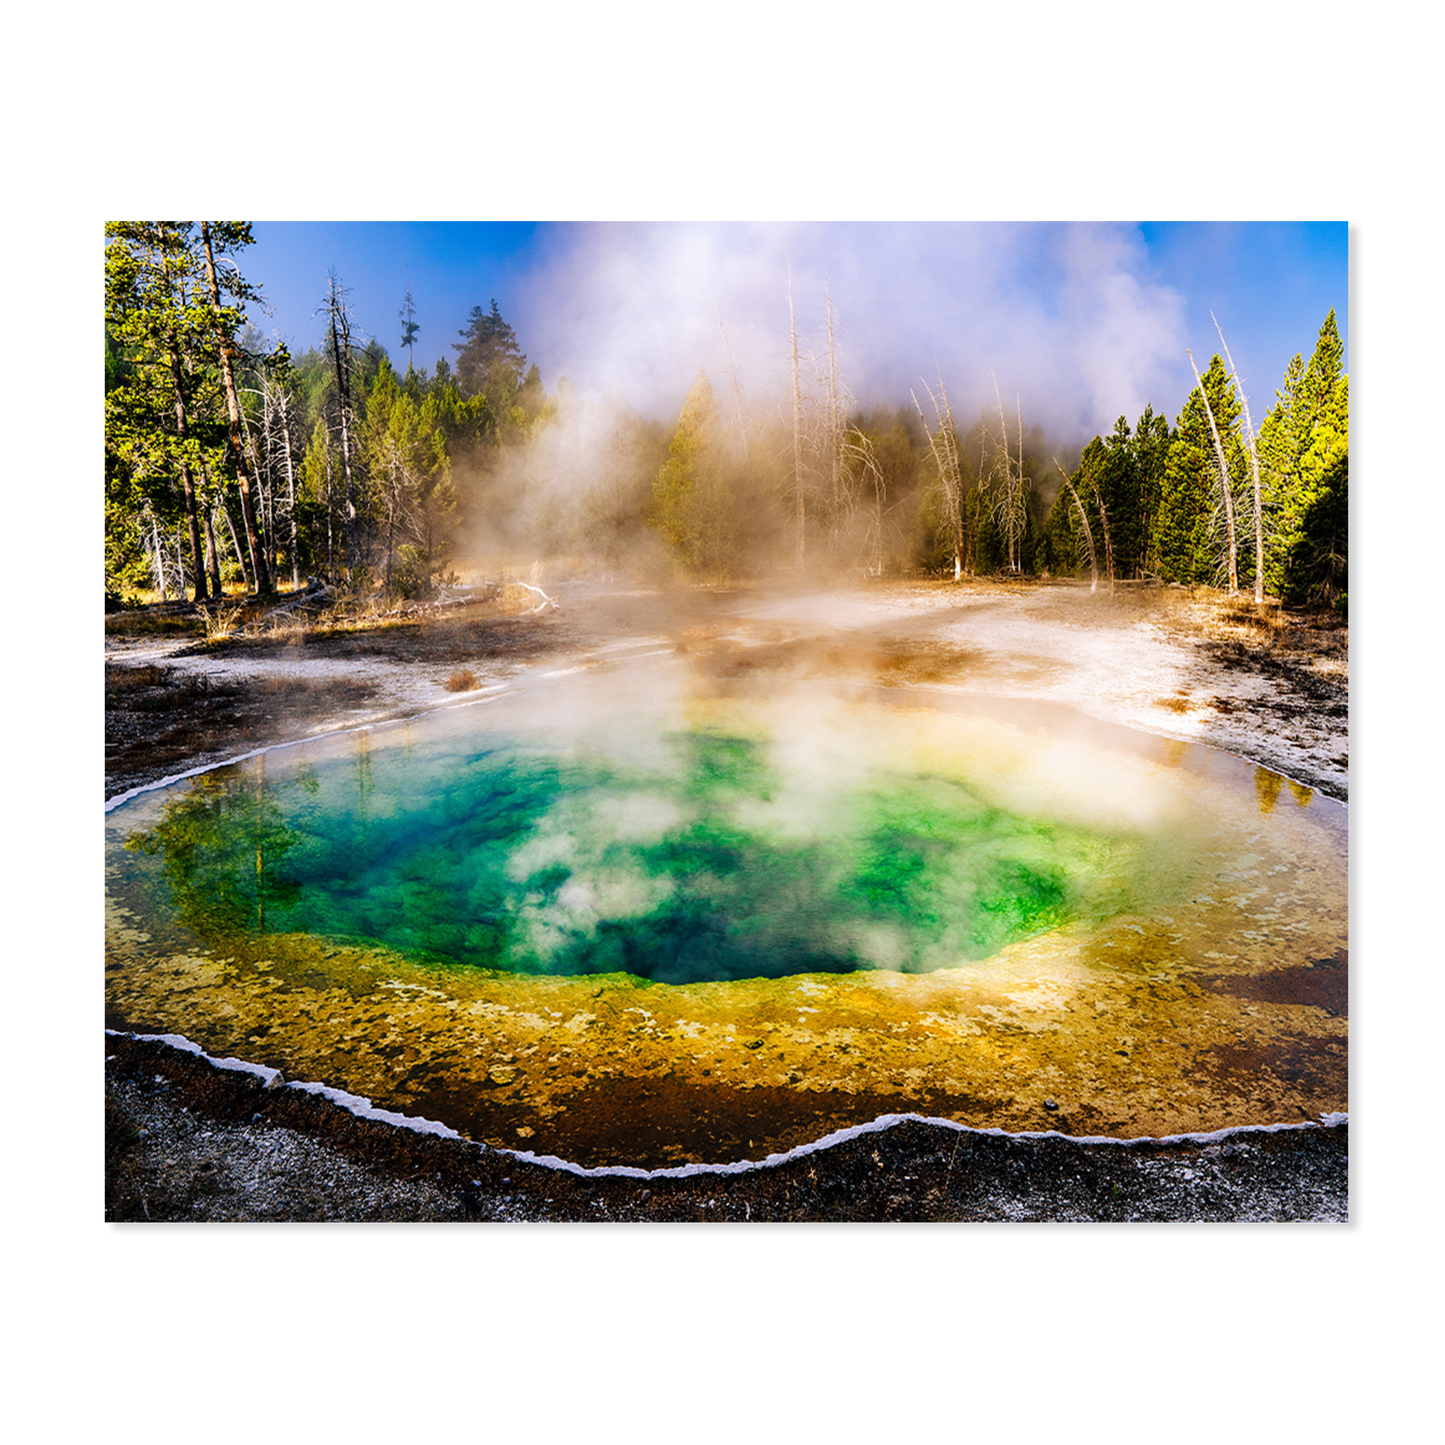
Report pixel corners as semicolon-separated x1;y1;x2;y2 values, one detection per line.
120;713;1141;985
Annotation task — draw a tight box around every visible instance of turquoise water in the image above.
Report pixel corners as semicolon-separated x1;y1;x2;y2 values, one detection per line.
121;711;1140;986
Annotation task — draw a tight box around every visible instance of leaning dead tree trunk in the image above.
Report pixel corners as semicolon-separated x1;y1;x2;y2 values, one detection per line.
1095;481;1116;595
512;580;559;612
1054;458;1099;594
250;579;332;633
1188;348;1239;596
1211;314;1265;605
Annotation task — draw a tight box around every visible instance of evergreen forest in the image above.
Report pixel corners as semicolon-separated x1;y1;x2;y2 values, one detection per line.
105;223;1348;613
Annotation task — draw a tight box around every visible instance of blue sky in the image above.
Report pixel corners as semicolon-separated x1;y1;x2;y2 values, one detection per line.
246;221;1346;445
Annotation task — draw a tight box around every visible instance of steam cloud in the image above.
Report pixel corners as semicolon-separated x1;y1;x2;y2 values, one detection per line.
512;222;1188;436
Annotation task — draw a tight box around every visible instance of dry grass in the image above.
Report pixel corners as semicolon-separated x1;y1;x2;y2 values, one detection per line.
104;664;233;712
445;668;481;692
262;617;313;643
243;675;376;707
198;601;245;642
104;610;200;638
1150;587;1344;658
106;662;174;694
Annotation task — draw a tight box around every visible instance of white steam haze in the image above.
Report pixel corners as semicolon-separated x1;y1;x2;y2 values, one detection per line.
248;216;1340;442
230;220;1348;535
513;222;1186;436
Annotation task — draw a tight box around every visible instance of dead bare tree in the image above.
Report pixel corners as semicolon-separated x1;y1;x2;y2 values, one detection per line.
1211;314;1266;605
777;273;872;571
846;428;889;577
991;376;1031;573
275;385;301;591
913;373;965;580
143;502;171;600
250;364;303;593
1187;348;1239;596
814;284;864;561
323;270;360;577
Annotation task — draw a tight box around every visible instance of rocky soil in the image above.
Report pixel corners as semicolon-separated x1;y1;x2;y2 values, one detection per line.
103;577;1349;1222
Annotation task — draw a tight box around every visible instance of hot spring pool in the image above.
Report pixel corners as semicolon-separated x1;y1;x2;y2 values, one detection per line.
105;664;1347;1167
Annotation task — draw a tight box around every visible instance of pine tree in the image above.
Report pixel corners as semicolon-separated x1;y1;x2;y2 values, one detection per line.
453;299;526;412
1133;403;1172;575
652;372;740;576
105;222;214;601
298;420;340;582
399;273;420;374
1097;416;1140;578
1155;355;1246;585
359;360;457;596
653;372;713;564
1258;310;1348;607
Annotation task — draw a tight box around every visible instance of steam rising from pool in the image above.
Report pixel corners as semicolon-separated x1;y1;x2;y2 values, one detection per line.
121;712;1132;985
104;664;1348;1165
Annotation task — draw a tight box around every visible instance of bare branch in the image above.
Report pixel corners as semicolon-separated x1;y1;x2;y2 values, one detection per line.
1187;348;1239;595
1211;313;1265;604
1054;457;1098;594
913;374;965;579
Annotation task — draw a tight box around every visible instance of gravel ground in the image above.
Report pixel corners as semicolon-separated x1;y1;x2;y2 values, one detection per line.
105;1031;1347;1223
103;577;1349;1222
